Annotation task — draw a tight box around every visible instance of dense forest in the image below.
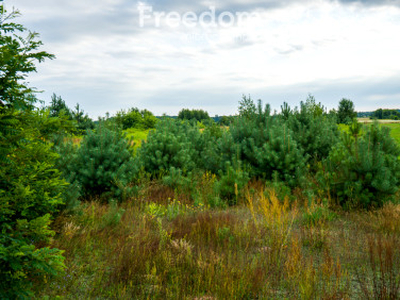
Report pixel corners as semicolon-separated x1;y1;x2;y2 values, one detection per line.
2;5;400;299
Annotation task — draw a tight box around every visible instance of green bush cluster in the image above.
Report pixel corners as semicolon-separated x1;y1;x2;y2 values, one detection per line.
137;118;199;175
138;96;400;209
115;107;158;130
55;124;138;202
319;121;400;208
287;97;339;164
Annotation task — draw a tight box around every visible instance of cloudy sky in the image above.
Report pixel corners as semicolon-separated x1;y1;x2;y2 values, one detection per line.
5;0;400;117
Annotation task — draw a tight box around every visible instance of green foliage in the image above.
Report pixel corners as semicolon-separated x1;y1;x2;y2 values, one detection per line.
115;107;157;130
177;108;210;122
145;199;185;221
230;99;306;186
49;93;72;119
371;108;400;120
281;102;292;121
302;203;337;226
101;200;125;228
71;103;95;133
337;98;357;125
66;124;137;201
319;121;400;208
47;94;94;134
215;162;250;206
238;94;257;119
218;115;234;126
51;135;81;212
288;97;339;164
0;6;66;297
0;112;66;298
0;7;54;110
137;118;198;176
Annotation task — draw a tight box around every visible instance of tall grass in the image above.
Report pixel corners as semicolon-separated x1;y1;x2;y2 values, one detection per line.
36;181;400;299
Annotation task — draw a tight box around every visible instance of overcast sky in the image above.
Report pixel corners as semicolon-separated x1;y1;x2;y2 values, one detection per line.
5;0;400;117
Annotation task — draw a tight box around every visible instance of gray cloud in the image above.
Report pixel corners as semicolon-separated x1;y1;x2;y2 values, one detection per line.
7;0;400;118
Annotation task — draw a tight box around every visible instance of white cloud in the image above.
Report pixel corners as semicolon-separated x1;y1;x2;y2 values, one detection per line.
6;0;400;117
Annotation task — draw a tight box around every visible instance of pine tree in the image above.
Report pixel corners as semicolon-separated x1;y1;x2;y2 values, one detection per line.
71;124;137;200
320;121;400;208
137;118;197;176
230;99;306;186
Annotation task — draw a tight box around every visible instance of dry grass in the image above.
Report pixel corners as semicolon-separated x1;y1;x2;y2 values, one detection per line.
36;182;400;299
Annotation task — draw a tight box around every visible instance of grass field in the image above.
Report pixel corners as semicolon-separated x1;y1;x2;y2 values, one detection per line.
124;128;151;152
37;185;400;299
36;121;400;299
380;123;400;144
340;120;400;144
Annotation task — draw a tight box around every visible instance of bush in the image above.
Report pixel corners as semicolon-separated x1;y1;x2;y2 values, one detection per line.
214;162;250;206
319;121;400;208
229;100;306;186
65;124;137;201
115;107;158;130
287;99;339;165
52;135;81;212
137;119;198;176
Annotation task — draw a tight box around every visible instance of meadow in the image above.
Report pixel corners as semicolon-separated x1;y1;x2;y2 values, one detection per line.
36;180;400;299
34;120;400;299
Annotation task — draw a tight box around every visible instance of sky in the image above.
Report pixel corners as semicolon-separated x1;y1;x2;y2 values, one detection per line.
4;0;400;118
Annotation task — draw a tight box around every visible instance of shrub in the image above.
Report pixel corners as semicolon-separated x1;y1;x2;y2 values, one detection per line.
287;99;339;164
214;162;250;206
319;121;400;208
115;107;158;130
230;100;306;186
137;119;198;176
52;135;81;212
68;124;137;201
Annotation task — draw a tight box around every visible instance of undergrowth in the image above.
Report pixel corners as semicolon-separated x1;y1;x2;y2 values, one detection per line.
34;182;400;299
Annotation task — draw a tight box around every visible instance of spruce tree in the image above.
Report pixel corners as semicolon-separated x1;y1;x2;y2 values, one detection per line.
0;5;65;297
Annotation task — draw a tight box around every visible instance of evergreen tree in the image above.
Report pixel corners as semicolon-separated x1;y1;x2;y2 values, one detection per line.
320;121;400;208
0;6;65;297
137;118;198;176
238;94;257;119
177;108;210;122
230;99;306;186
288;97;339;164
69;124;137;200
48;93;72;118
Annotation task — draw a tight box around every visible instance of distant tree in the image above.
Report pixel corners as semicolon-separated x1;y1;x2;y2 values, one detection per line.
337;98;357;124
48;93;72;118
218;115;235;126
371;109;400;120
238;95;256;119
71;103;95;132
48;94;94;133
115;107;157;130
302;94;325;117
177;108;210;122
